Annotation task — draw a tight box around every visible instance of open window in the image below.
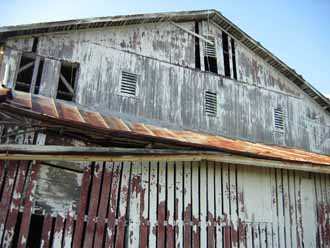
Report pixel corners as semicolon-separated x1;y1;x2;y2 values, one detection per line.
15;54;35;92
203;36;218;74
56;62;78;101
15;53;44;93
222;32;231;77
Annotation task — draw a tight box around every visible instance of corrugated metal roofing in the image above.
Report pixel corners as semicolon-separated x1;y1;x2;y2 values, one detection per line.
1;89;330;166
0;10;329;115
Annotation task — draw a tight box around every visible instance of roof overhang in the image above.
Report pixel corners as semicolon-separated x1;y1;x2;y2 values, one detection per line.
0;10;329;115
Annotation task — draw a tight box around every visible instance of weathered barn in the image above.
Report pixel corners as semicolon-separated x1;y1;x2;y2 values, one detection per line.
0;9;329;247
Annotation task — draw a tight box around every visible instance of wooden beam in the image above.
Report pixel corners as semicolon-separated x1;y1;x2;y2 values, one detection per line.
18;61;35;73
170;21;214;45
59;74;74;94
0;145;328;174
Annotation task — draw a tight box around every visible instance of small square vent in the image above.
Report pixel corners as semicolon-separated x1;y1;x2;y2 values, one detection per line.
205;91;217;117
120;71;138;96
203;36;216;58
274;107;285;131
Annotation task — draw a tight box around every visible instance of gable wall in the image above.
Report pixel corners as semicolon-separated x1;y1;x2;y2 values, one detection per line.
0;21;329;154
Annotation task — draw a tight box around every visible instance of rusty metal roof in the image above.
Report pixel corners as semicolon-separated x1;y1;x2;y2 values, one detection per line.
0;10;329;116
1;90;330;167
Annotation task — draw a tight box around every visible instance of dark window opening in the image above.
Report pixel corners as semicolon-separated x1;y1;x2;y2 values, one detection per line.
195;21;201;70
57;62;78;101
204;36;218;74
15;55;35;92
231;38;237;80
222;32;231;77
34;59;44;94
32;37;39;53
204;56;218;74
26;214;44;247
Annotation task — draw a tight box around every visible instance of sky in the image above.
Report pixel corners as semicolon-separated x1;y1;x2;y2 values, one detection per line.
1;0;329;97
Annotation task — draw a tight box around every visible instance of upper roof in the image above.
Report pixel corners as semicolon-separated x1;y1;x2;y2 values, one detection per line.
0;9;329;115
0;88;329;168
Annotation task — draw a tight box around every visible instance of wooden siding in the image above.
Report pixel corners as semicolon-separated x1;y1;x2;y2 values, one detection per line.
1;21;329;156
0;159;328;247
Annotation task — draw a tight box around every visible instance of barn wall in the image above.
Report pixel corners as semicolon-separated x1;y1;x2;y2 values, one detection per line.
1;22;329;155
0;158;328;247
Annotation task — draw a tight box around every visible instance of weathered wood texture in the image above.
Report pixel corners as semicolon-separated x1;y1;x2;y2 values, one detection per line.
1;21;329;155
0;158;327;247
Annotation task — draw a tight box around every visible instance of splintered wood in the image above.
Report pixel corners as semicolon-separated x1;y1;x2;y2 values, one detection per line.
0;159;328;247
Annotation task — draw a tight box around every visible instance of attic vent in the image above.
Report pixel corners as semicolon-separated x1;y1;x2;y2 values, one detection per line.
120;71;138;96
204;36;216;58
204;91;217;117
274;108;285;131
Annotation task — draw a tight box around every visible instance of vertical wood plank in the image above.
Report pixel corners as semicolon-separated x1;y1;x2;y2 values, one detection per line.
215;162;223;248
17;161;40;248
0;161;18;243
289;170;297;248
149;161;158;248
236;164;246;248
157;161;166;248
222;163;231;248
315;173;324;248
115;161;131;247
94;162;113;248
72;166;91;248
200;161;207;248
53;214;65;248
105;162;122;248
127;161;142;248
270;168;279;248
252;224;260;248
229;164;238;248
246;224;253;248
295;172;304;248
83;162;104;248
0;161;6;200
183;161;191;248
167;161;175;248
276;169;286;248
2;161;29;247
191;161;200;248
40;214;52;248
139;161;149;248
175;162;184;248
63;211;74;248
208;161;216;248
282;169;291;248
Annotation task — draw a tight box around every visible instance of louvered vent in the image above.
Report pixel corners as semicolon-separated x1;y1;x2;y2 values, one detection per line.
205;91;217;117
274;108;285;130
120;71;138;96
204;36;216;58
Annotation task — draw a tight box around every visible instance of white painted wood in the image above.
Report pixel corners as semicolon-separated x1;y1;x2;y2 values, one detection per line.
175;161;184;248
229;164;238;248
282;169;291;248
127;161;141;248
289;170;298;247
183;161;191;247
191;161;200;247
276;169;286;248
200;160;207;247
301;173;317;247
148;161;158;248
215;162;223;247
167;161;175;242
207;161;216;247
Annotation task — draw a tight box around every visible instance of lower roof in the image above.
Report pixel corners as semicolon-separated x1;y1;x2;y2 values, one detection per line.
0;88;329;167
